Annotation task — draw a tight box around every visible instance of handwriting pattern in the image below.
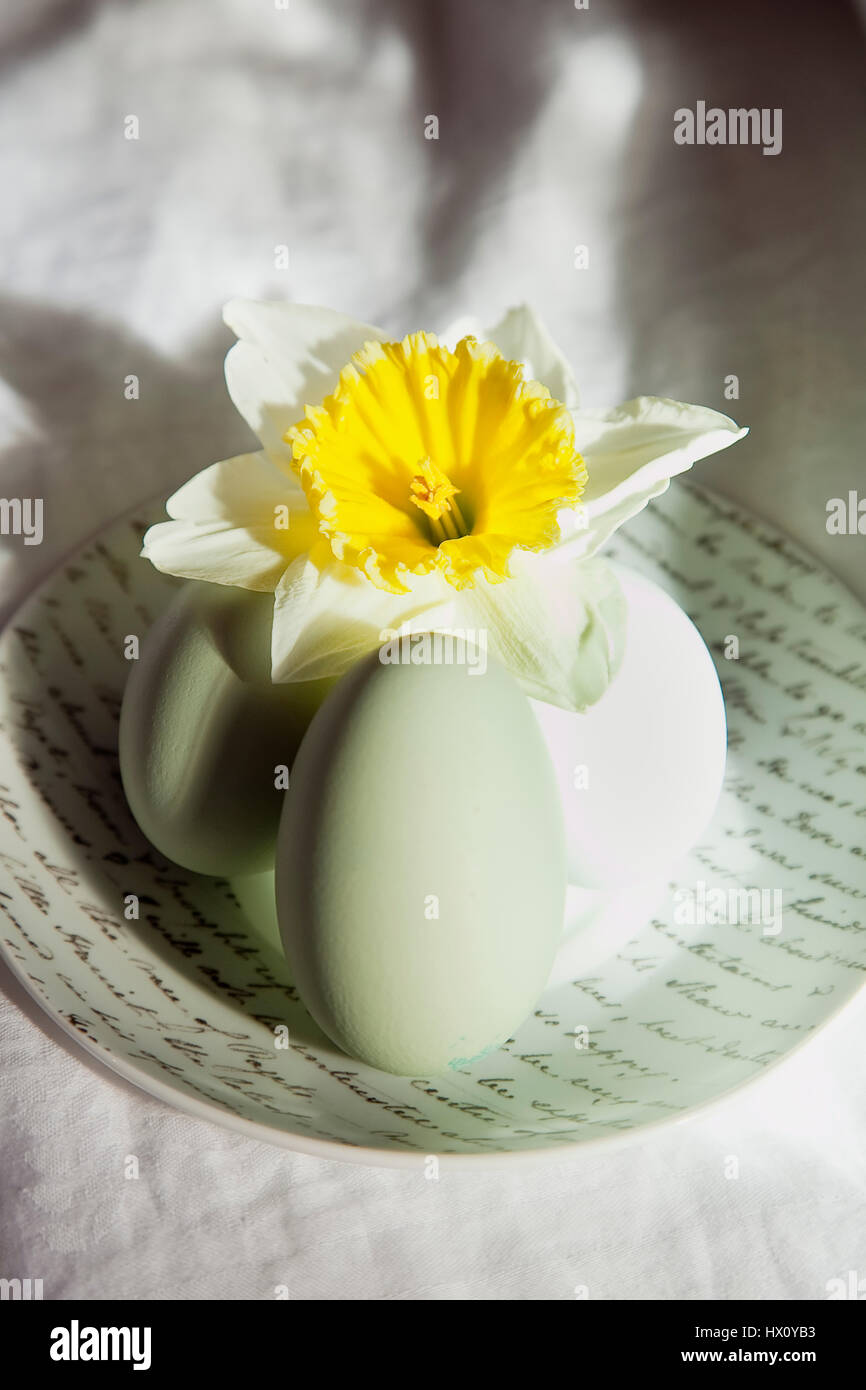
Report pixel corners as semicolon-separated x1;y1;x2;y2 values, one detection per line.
0;484;864;1157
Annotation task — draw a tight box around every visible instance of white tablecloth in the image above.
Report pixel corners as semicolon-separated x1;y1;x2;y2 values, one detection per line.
1;0;865;1301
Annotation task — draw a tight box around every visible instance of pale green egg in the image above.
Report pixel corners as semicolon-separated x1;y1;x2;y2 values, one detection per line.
119;581;332;876
275;638;567;1076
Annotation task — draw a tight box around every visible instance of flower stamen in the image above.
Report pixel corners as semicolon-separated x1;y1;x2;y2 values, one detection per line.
409;457;468;543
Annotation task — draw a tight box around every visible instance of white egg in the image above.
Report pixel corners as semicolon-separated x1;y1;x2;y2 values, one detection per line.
532;562;726;892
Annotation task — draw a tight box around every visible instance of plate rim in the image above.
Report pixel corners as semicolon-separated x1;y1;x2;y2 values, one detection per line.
3;931;864;1170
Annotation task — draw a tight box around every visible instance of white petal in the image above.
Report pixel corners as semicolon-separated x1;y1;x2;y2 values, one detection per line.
142;518;290;591
561;396;747;557
165;450;302;522
271;561;455;683
458;550;626;712
484;304;581;408
142;451;311;591
223;300;387;462
437;313;484;350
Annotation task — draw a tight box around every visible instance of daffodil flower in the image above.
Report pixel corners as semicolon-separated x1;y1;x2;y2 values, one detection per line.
142;301;746;711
